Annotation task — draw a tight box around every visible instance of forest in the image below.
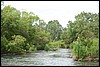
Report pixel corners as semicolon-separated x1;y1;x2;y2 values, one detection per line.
1;3;99;62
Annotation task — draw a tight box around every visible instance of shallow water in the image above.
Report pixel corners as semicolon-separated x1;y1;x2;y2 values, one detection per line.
1;48;99;66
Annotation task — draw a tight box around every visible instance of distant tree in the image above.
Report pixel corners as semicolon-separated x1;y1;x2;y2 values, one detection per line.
46;20;63;41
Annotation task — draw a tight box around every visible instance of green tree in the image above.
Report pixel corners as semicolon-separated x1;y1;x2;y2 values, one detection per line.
1;5;40;53
1;5;20;40
62;11;99;45
33;21;51;50
65;11;99;60
46;20;63;41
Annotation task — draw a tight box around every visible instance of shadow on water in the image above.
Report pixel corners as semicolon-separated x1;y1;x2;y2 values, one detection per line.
1;48;99;66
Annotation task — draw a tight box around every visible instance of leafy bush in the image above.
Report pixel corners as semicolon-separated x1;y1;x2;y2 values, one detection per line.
72;41;80;57
78;45;87;59
6;35;26;53
25;43;31;51
72;38;99;60
29;45;37;52
87;38;99;58
44;40;65;51
36;44;45;50
44;44;50;51
1;35;38;54
7;41;18;52
1;36;9;52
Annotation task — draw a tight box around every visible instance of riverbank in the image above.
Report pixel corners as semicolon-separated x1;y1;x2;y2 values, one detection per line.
1;51;33;56
73;56;99;62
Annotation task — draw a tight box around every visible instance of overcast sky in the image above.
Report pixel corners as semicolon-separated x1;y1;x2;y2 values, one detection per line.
3;1;99;27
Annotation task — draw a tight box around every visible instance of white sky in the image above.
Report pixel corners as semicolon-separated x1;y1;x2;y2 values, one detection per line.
3;1;99;27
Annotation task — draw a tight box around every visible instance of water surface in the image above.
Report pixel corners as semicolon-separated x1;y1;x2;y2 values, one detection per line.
1;48;99;66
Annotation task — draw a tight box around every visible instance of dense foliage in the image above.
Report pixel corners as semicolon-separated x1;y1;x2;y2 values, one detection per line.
1;5;50;54
46;20;63;41
44;40;65;51
61;11;99;59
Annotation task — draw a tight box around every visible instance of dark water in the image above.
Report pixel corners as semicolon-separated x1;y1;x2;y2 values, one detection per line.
1;48;99;66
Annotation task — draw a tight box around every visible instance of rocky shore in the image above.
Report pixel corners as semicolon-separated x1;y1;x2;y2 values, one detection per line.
73;56;99;62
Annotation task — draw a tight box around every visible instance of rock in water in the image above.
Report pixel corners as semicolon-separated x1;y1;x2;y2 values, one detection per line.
73;56;79;61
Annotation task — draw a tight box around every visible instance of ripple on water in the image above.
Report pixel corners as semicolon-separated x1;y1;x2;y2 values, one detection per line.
1;48;99;66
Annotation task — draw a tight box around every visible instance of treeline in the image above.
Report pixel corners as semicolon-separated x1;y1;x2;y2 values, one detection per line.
61;12;99;61
1;5;63;54
1;5;99;61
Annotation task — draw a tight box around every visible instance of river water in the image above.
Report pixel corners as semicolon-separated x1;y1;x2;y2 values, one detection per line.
1;48;99;66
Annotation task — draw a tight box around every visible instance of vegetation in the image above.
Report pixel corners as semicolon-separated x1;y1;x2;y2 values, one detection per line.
46;20;63;41
62;11;99;61
44;40;65;51
1;4;99;61
1;5;50;54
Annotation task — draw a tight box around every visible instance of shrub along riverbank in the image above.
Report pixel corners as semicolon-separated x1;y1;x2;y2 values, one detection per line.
44;40;66;51
72;38;99;61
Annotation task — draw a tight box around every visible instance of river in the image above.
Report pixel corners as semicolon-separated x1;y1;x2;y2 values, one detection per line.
1;48;99;66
